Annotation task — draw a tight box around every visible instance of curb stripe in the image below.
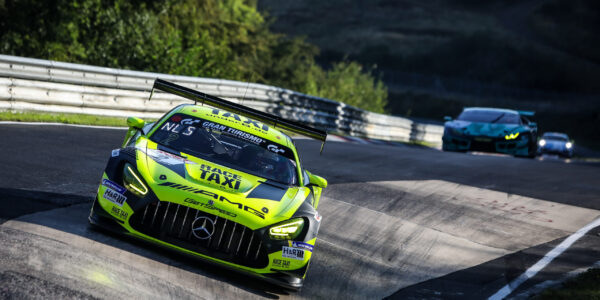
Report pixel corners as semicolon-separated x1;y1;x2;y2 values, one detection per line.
488;216;600;300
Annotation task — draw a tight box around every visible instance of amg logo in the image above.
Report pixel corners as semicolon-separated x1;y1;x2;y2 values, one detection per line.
159;182;265;219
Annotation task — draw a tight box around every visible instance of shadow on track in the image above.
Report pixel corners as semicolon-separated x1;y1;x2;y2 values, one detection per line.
0;188;290;299
295;139;600;210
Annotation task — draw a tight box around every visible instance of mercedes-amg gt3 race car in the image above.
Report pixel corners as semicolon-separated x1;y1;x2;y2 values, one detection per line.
89;79;328;290
442;107;538;157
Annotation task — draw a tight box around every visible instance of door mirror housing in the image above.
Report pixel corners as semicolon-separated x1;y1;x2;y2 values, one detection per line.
444;116;452;122
122;117;146;147
528;122;537;128
127;116;145;130
306;171;327;188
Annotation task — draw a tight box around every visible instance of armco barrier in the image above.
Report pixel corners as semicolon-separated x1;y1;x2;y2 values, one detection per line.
0;54;443;145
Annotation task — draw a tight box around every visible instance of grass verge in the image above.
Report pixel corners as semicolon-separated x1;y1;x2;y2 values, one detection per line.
0;111;131;127
534;268;600;299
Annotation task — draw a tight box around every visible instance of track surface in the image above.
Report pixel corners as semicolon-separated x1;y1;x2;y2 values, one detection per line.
0;124;599;299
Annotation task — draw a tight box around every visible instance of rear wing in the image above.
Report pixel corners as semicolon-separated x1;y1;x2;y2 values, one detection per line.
517;110;535;117
150;78;328;145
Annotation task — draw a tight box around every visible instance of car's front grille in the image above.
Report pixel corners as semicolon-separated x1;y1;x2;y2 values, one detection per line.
470;140;496;152
129;200;269;268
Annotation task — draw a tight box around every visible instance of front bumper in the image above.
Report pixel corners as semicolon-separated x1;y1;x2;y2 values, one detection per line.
90;178;315;290
442;133;530;155
538;147;573;157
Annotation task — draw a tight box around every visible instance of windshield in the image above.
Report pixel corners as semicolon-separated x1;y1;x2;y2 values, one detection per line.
150;113;298;185
457;110;521;124
543;134;568;141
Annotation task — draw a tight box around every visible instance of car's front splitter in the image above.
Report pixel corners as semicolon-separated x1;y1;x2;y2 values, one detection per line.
443;135;530;155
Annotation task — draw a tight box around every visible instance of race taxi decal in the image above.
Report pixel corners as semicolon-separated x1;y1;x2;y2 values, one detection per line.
197;164;242;190
272;259;291;268
111;206;129;219
210;109;270;133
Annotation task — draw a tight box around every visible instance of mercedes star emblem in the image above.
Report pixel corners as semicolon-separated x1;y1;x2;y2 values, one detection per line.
191;216;215;240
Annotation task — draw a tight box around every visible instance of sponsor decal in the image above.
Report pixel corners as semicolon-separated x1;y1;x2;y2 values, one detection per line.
102;179;126;194
103;188;127;206
202;121;227;132
210;109;270;132
201;120;266;145
184;198;237;218
160;121;197;136
198;164;242;190
267;144;285;154
159;182;266;219
191;216;215;239
282;246;305;260
221;126;265;145
111;149;120;157
180;118;201;126
272;259;291;268
291;241;314;252
111;206;128;219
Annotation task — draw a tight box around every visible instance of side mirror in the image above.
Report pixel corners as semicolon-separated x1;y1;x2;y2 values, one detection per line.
127;116;145;130
444;116;452;122
122;117;145;147
307;171;327;188
528;122;537;128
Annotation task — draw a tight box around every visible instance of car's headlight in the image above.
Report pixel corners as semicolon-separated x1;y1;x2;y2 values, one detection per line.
123;163;148;197
505;132;520;140
269;218;305;240
566;142;572;149
539;139;546;146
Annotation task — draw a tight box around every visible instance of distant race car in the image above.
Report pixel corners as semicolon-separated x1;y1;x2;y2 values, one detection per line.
89;79;328;290
442;107;538;157
538;132;573;158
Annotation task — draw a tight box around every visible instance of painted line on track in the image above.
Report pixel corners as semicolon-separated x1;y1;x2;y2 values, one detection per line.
488;216;600;300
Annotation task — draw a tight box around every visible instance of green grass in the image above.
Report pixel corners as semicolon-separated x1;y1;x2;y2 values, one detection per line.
535;268;600;299
0;111;132;127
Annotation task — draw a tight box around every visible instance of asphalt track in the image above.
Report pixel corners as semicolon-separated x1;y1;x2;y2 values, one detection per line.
1;123;599;299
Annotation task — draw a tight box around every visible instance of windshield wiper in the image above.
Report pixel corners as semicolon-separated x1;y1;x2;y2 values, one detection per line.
490;113;505;124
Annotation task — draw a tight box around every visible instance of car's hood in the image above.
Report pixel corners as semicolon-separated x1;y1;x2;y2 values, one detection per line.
134;141;308;229
446;120;523;137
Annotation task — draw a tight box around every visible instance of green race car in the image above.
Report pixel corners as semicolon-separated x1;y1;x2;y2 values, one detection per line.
89;79;328;290
442;107;538;157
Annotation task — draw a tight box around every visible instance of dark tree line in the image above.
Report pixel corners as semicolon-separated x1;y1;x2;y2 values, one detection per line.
0;0;387;112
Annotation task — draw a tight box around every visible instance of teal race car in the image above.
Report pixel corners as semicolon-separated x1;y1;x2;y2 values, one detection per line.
442;107;537;157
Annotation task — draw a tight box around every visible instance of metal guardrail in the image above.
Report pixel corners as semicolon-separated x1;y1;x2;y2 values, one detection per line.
0;54;443;145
